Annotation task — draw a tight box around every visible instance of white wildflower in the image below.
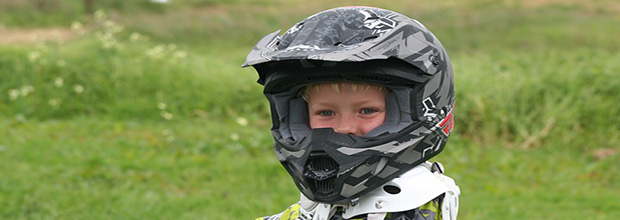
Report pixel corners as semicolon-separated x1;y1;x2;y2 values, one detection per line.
48;98;61;107
173;50;187;59
160;111;173;120
19;85;35;97
97;32;118;49
8;89;19;101
28;51;40;63
236;117;248;126
145;45;166;59
230;133;240;141
103;20;123;34
102;39;117;49
73;85;84;94
157;102;167;110
130;32;141;41
24;85;35;92
94;10;107;22
19;88;28;97
71;21;83;31
54;77;64;88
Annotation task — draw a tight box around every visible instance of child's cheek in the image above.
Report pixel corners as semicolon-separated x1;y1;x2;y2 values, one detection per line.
365;114;386;131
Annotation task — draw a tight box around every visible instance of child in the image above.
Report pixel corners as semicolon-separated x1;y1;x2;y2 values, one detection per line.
243;6;460;220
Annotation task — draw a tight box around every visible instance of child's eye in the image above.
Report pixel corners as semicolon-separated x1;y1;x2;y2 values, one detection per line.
317;110;335;116
360;108;378;115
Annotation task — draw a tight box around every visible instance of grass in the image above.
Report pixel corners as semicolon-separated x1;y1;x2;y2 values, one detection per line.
0;117;292;219
1;0;619;219
0;14;267;120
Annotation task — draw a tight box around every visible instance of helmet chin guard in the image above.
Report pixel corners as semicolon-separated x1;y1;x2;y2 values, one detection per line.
244;6;455;203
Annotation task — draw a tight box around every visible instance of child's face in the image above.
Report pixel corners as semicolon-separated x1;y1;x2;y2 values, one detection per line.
306;83;386;136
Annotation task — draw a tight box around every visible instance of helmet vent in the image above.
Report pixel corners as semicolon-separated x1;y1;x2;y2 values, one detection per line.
314;177;337;194
309;156;338;171
304;152;339;195
306;74;340;81
353;74;392;83
363;36;378;42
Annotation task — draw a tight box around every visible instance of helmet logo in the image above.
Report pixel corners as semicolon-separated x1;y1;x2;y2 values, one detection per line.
359;9;396;36
422;97;437;118
286;44;324;51
424;97;454;135
285;23;303;36
265;35;280;49
438;110;454;135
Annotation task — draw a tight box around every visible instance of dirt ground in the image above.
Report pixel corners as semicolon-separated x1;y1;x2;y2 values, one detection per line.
0;27;74;45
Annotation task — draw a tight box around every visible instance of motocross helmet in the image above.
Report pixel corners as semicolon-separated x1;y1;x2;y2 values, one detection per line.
243;6;455;203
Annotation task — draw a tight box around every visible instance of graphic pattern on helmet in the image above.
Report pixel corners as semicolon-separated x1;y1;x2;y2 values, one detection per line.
244;7;450;78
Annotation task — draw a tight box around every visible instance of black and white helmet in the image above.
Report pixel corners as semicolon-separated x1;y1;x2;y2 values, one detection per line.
243;6;455;203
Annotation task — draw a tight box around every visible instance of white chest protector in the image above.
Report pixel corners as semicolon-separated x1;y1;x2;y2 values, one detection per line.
300;162;460;220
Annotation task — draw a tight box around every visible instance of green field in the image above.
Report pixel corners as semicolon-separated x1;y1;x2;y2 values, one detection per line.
1;0;619;219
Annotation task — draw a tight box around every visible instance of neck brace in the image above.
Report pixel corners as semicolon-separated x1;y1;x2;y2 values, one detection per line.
299;162;460;220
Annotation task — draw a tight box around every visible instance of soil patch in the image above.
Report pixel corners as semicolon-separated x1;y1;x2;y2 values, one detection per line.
0;27;75;45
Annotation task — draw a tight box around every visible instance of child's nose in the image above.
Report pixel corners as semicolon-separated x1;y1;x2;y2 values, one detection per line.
334;115;359;135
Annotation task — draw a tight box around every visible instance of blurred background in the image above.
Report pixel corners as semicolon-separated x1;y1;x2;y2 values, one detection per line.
0;0;618;219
